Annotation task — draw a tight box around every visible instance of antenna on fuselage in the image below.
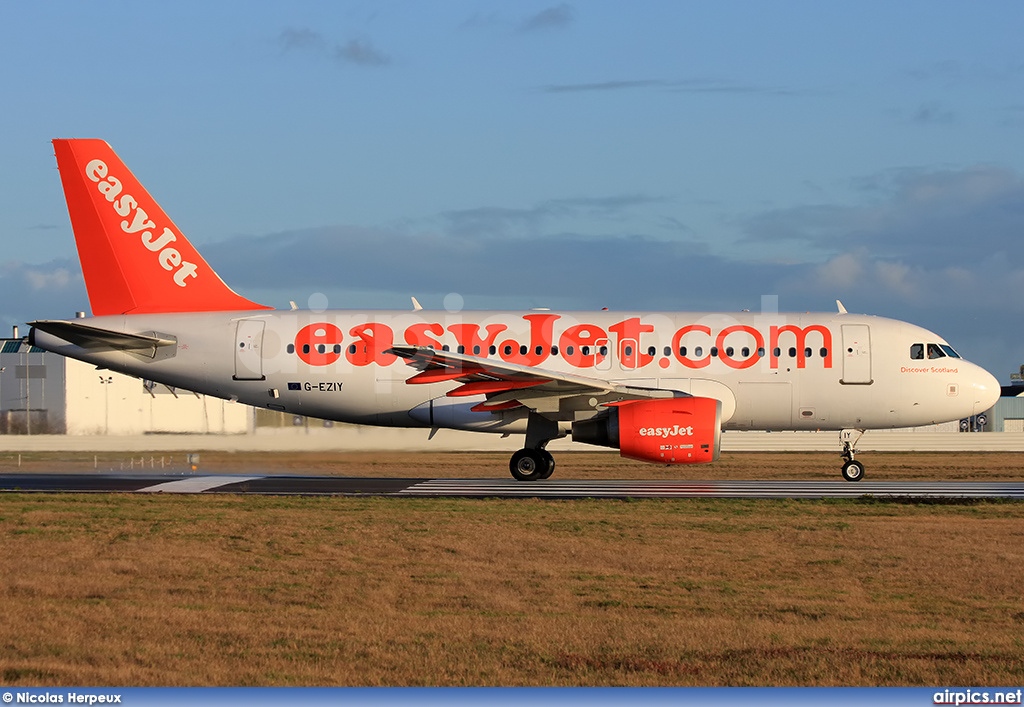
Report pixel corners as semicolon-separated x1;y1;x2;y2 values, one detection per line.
411;296;423;312
836;300;848;315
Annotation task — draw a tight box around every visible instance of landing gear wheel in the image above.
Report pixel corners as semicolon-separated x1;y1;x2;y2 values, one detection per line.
510;449;547;481
538;450;555;479
841;460;865;482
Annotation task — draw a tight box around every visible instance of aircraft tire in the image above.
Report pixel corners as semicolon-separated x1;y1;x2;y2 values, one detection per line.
841;460;865;482
538;450;555;479
510;449;546;481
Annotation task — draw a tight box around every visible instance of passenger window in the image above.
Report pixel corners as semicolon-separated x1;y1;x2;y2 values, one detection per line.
287;344;295;354
695;346;703;357
457;345;465;354
442;344;450;352
819;347;828;358
758;347;766;357
599;346;608;356
302;344;310;354
788;347;796;357
333;345;342;354
473;345;481;355
725;347;734;357
503;345;512;356
489;346;497;355
519;345;527;355
804;347;812;358
566;345;575;356
711;347;719;357
624;345;633;356
582;346;590;355
678;346;687;357
741;347;750;357
317;344;326;354
647;346;656;357
910;344;924;360
552;345;559;355
535;345;543;355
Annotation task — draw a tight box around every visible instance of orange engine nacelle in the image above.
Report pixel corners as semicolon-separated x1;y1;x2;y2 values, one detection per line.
571;397;722;464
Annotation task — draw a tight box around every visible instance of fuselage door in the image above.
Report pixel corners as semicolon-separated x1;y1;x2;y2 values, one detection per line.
841;324;872;385
234;319;266;381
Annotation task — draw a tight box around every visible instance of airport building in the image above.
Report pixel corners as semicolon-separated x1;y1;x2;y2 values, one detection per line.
992;375;1024;433
0;336;248;435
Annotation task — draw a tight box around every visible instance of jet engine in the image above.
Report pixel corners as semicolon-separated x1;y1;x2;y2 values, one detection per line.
571;397;722;464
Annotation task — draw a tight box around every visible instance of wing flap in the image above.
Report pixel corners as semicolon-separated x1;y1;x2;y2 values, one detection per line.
387;345;680;417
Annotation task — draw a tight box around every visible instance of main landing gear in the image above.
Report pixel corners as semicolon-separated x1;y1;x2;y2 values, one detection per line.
509;412;561;481
840;428;865;482
510;448;555;481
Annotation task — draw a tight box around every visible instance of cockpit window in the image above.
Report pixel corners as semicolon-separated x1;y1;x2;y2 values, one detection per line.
913;342;961;360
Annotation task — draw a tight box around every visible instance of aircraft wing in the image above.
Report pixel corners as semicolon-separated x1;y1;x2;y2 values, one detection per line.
387;345;676;415
28;320;176;358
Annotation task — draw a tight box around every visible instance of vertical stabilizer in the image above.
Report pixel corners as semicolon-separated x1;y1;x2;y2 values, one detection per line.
52;139;271;315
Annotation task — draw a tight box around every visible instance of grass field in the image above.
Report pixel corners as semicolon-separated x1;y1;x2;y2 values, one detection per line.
1;451;1022;686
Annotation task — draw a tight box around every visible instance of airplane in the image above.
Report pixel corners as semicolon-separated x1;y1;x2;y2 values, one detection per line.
28;139;1001;482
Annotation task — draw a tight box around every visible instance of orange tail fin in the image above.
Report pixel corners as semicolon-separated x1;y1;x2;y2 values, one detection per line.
52;139;271;315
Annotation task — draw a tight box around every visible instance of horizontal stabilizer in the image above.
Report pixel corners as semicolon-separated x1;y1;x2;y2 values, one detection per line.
29;320;176;358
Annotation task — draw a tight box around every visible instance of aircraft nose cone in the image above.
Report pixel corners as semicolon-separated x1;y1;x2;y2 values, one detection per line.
971;365;1001;414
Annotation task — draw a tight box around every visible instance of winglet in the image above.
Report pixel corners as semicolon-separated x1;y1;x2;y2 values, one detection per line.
52;139;271;315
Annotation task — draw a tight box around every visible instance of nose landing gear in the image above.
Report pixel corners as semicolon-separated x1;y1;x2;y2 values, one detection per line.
840;428;865;481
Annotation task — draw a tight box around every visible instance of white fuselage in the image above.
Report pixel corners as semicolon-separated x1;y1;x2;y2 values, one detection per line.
31;309;1001;438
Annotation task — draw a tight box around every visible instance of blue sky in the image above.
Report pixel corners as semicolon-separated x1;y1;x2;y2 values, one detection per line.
1;1;1023;378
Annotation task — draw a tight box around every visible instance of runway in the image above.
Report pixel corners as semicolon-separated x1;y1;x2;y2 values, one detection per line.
1;473;1023;499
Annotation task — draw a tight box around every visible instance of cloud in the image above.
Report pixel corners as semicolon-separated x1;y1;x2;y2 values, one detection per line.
538;78;817;97
335;39;391;67
8;168;1023;376
541;80;669;94
518;4;574;32
205;226;720;306
910;101;955;125
435;194;668;238
277;27;391;67
279;27;325;53
908;60;1024;85
0;259;87;326
741;165;1024;267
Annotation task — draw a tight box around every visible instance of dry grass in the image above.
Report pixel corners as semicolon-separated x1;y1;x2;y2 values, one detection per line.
1;475;1023;685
